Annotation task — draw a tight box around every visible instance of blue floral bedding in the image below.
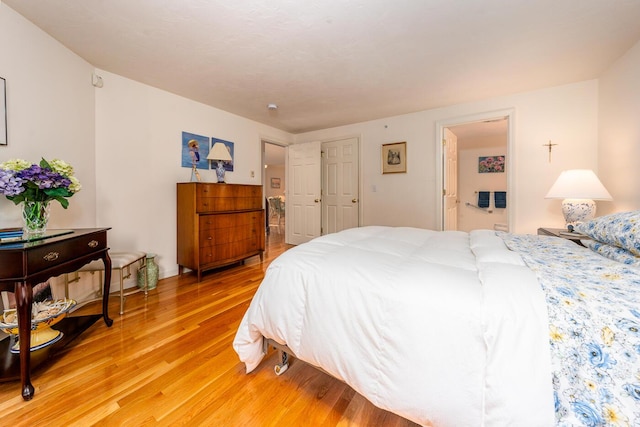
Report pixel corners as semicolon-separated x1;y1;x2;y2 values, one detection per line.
499;233;640;427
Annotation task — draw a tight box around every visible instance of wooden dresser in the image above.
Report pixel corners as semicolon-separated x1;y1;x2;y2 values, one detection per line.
177;183;265;281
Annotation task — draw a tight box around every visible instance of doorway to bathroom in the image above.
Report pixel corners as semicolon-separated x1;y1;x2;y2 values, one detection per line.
437;110;513;232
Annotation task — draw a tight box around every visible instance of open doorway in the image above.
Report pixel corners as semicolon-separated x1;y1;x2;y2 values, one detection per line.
263;141;286;238
448;119;508;232
436;109;513;232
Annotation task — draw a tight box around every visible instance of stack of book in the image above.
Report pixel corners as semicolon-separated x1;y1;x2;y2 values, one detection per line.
0;228;24;244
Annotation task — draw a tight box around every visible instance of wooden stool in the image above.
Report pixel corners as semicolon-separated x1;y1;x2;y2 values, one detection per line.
66;251;148;315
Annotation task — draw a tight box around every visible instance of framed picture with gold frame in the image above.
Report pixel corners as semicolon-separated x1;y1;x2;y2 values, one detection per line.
381;141;406;174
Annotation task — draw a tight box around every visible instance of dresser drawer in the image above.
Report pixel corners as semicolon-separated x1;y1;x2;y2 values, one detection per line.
197;196;262;213
200;225;260;246
200;211;262;231
27;232;107;274
196;184;261;199
199;238;260;265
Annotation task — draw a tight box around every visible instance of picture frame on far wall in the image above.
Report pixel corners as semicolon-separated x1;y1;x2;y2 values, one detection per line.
478;155;505;173
271;177;281;189
1;77;7;146
381;141;406;174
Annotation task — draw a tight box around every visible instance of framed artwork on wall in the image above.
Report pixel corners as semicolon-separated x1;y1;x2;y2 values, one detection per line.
478;155;505;173
1;77;6;146
382;141;406;174
271;177;281;188
211;137;234;172
181;131;210;169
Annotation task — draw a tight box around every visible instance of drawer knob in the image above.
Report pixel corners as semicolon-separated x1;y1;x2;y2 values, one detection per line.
88;240;99;248
43;252;60;262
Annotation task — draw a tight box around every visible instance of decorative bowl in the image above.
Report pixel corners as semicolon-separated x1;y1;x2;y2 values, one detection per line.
1;299;76;352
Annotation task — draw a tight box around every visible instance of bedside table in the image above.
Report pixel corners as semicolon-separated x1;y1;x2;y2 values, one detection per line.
537;227;587;246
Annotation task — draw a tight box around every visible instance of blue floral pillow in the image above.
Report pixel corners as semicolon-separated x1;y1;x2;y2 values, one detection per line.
575;210;640;256
582;239;640;266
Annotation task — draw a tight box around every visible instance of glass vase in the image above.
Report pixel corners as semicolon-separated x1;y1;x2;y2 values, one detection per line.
22;201;50;236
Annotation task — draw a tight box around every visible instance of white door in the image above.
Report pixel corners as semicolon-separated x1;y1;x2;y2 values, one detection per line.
288;141;322;245
322;137;359;234
443;128;458;231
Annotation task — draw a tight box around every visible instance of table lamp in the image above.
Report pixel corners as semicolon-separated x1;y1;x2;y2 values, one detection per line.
545;169;612;229
207;142;232;183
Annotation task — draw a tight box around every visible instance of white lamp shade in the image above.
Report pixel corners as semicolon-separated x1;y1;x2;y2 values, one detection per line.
207;142;232;161
546;169;612;228
545;169;612;200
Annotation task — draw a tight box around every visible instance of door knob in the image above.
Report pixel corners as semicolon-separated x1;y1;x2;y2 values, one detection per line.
352;198;358;203
314;199;321;203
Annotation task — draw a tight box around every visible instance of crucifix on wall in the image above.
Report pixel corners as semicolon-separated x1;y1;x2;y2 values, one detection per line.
543;140;558;162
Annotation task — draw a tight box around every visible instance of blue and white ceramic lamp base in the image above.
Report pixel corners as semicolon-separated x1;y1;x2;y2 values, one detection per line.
562;198;596;229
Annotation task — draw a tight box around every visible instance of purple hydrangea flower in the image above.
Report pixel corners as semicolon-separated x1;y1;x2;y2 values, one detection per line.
0;169;25;196
17;165;71;190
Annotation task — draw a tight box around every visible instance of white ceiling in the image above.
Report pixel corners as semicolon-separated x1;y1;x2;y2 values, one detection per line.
5;0;640;134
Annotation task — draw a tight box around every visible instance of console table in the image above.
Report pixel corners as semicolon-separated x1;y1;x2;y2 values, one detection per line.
0;228;113;400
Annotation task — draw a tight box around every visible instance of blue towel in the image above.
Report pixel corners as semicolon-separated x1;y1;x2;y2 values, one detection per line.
494;191;506;208
477;191;490;208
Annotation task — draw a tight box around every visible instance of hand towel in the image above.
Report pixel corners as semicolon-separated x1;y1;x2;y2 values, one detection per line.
478;191;490;208
494;191;507;208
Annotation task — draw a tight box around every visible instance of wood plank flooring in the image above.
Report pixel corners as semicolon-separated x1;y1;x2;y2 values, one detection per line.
0;231;419;426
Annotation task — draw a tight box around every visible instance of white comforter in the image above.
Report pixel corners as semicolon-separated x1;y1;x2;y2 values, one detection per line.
233;226;555;426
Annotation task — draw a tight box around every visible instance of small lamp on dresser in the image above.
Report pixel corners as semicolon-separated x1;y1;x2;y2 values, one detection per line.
207;142;232;183
545;169;612;230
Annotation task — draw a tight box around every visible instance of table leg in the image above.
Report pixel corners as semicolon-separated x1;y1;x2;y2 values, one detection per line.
101;252;113;327
15;281;34;401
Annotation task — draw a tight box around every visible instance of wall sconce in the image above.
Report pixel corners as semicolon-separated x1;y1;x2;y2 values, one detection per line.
545;169;612;229
207;142;233;183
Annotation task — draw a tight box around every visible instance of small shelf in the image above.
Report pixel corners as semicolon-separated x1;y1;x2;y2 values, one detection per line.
0;314;100;382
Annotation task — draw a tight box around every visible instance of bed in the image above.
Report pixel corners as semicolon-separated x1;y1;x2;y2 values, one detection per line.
233;211;640;426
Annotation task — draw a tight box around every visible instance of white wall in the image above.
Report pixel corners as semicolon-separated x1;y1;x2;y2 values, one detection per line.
94;70;293;279
598;39;640;213
295;80;600;234
0;3;96;229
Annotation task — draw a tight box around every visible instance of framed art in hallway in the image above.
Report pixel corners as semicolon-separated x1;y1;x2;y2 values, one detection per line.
478;155;505;173
1;77;6;146
271;177;281;188
382;141;406;174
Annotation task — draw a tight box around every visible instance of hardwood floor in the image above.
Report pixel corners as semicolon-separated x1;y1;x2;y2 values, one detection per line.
0;231;419;426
